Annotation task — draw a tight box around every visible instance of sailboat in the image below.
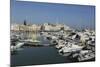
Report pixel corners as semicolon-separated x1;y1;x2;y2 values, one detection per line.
21;21;41;46
25;25;40;46
31;32;40;44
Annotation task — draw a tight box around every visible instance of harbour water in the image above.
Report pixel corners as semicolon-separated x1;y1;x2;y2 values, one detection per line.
11;46;75;66
11;34;72;66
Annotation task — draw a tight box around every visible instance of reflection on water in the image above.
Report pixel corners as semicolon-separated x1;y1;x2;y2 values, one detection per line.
11;47;74;66
37;35;51;45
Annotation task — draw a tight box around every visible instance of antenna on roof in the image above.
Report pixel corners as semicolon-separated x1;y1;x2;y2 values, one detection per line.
56;17;59;25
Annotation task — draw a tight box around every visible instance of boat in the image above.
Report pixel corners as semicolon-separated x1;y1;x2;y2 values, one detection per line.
11;42;25;54
58;42;84;57
23;39;40;46
77;50;95;61
24;27;41;46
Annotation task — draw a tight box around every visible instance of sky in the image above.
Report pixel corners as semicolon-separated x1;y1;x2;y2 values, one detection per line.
11;0;95;29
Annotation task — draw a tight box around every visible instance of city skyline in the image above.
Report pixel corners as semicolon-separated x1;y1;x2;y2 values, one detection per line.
11;0;95;29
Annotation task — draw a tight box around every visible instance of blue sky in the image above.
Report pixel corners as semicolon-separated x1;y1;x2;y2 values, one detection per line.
11;0;95;29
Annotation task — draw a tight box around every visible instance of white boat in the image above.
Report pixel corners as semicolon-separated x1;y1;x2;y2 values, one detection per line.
55;40;66;49
11;42;25;52
23;39;40;43
77;50;95;61
58;42;84;56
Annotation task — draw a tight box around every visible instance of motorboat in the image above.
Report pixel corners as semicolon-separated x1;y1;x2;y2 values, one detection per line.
58;42;84;57
11;42;25;53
